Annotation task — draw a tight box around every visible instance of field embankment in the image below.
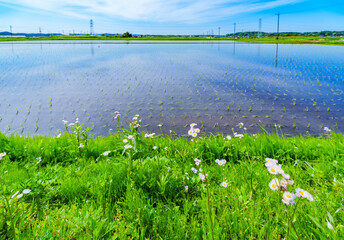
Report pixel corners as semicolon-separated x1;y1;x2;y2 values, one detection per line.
236;36;344;46
1;35;344;46
0;124;343;239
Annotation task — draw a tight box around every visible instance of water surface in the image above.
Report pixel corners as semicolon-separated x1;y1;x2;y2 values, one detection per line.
0;40;343;136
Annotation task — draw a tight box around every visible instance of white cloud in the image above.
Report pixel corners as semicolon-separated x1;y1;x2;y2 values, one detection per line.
1;0;304;23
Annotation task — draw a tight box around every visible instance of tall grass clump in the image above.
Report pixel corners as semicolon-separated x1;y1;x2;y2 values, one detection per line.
0;115;343;239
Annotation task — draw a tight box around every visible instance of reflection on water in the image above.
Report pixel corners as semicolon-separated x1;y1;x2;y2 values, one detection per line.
275;43;279;68
233;41;236;55
0;41;343;136
90;44;94;56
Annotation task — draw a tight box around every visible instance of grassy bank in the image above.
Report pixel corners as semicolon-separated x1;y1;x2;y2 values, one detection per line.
1;35;344;46
0;35;222;42
0;117;343;239
235;36;344;46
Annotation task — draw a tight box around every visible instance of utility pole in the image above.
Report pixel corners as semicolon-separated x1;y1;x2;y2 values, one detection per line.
39;27;42;36
276;13;280;40
10;25;12;36
233;23;236;38
258;18;262;38
90;19;94;35
218;27;220;37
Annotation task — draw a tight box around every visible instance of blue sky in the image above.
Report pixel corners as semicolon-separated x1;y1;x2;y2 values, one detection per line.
1;0;344;34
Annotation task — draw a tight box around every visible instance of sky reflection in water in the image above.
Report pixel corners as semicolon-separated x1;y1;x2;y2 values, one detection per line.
0;41;343;136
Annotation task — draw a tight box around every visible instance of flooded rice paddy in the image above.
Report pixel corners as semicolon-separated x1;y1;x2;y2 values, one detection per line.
0;40;343;136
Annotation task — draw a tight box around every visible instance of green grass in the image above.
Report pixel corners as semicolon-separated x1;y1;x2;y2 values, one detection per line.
0;121;343;239
0;35;225;42
1;35;344;46
235;36;344;46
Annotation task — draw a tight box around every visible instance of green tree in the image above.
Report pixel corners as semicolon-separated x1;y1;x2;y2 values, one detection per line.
122;32;132;38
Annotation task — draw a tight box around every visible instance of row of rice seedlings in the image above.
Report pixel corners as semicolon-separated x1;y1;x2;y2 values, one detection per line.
0;43;343;136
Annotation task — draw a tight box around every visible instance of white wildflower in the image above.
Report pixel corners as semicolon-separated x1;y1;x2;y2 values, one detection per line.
265;158;278;164
269;178;280;191
234;133;244;138
124;144;133;149
267;165;282;175
323;127;331;132
22;189;31;194
190;123;197;128
287;179;294;185
295;188;309;198
282;173;291;180
102;151;111;156
11;191;20;199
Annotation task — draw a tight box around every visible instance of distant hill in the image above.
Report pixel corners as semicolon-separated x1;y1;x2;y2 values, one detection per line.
0;31;12;35
0;32;62;36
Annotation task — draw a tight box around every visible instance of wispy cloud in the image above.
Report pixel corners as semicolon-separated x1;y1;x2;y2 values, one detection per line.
1;0;304;23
